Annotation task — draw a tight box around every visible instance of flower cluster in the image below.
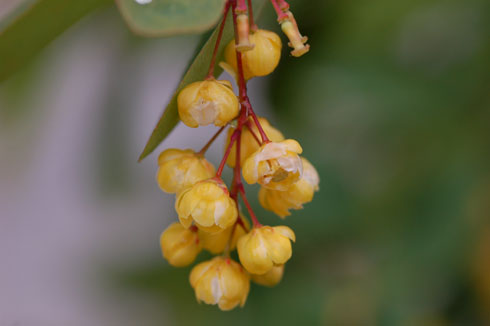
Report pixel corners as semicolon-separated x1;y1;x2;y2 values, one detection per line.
157;0;318;311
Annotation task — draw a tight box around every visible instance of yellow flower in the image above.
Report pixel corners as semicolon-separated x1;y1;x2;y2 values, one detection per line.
156;148;215;194
225;116;284;168
160;223;201;267
251;264;285;287
223;29;282;80
177;80;239;128
176;179;237;233
237;225;295;274
199;217;249;254
189;256;250;311
259;157;320;218
242;139;303;191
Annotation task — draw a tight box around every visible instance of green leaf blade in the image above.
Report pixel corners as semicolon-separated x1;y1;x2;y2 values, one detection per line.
137;26;228;161
116;0;226;37
138;0;267;162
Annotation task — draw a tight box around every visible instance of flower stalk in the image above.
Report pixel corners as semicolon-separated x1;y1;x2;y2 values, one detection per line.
198;126;226;155
206;1;231;79
270;0;288;21
247;0;258;31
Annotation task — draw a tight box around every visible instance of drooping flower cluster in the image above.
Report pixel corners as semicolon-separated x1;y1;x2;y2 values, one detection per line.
157;0;318;311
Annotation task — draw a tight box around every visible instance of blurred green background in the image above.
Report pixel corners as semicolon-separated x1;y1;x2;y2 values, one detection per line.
1;0;490;325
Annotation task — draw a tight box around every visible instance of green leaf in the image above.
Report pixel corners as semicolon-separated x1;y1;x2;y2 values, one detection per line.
116;0;228;37
0;0;112;83
138;0;268;162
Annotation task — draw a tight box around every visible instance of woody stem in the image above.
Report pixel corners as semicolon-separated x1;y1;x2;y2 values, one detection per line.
206;1;231;79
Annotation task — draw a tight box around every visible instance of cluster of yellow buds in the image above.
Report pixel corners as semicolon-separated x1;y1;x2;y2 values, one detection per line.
156;0;318;311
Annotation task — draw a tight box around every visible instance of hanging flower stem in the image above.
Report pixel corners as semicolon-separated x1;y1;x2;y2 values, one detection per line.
226;0;264;228
247;0;258;31
236;0;247;13
245;99;269;143
238;185;262;227
231;0;270;143
276;0;290;11
198;126;226;155
216;129;239;177
244;121;261;145
206;1;231;80
270;0;288;21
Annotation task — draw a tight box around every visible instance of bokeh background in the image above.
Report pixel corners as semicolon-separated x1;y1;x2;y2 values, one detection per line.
1;0;490;325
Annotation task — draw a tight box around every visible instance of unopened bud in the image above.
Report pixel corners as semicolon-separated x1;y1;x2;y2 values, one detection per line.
222;29;282;81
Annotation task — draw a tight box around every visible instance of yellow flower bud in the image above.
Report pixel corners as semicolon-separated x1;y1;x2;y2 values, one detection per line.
242;139;303;191
198;217;249;254
237;225;295;274
177;80;239;128
156;148;215;194
225;116;284;168
251;264;285;287
176;179;238;233
189;256;250;311
259;157;320;218
223;29;282;80
160;223;201;267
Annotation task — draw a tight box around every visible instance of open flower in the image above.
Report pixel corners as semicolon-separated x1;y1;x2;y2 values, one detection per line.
190;256;250;311
237;225;295;274
157;148;215;194
251;264;285;287
225;116;284;168
222;29;282;80
176;179;237;233
160;223;201;267
177;79;239;128
242;139;303;191
198;217;249;254
259;157;319;217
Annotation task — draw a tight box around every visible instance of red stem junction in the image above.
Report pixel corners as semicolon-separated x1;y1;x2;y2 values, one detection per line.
205;0;268;229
